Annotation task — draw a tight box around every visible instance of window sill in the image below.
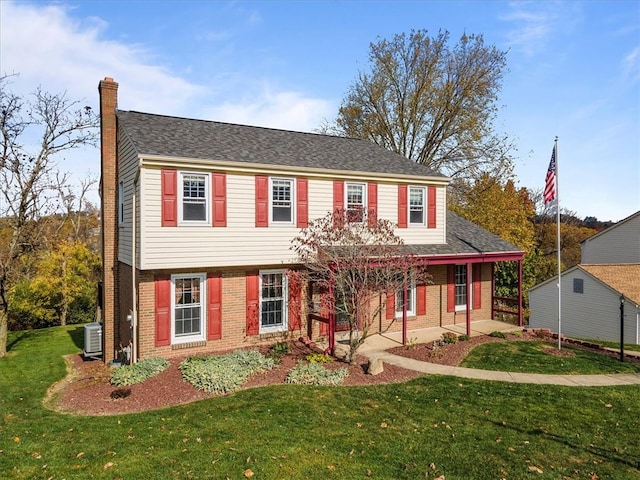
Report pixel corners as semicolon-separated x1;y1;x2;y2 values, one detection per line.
171;340;207;350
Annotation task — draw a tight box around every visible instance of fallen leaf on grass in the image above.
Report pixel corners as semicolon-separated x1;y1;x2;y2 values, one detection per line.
528;465;543;473
243;468;254;478
380;422;388;428
76;452;84;458
103;462;115;470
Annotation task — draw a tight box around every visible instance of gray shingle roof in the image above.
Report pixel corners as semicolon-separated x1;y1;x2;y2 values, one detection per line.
400;212;523;256
117;110;447;179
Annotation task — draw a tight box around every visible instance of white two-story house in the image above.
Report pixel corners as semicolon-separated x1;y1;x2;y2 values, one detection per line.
98;77;525;363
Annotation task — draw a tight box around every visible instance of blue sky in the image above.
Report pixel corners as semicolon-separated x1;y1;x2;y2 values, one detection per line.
1;0;638;222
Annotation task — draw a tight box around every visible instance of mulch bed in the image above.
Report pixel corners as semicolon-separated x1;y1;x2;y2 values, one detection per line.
46;331;638;416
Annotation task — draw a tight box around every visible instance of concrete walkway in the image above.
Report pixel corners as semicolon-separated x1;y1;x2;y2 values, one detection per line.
330;320;640;387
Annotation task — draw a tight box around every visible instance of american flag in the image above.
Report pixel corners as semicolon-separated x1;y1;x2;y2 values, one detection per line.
544;145;556;204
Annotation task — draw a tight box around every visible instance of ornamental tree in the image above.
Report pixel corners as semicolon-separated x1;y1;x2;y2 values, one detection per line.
291;211;430;364
0;75;98;356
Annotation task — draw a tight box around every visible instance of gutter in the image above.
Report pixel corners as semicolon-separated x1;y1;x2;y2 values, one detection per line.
131;161;141;363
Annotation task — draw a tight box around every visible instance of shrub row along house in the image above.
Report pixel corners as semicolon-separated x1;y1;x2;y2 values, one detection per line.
98;77;524;363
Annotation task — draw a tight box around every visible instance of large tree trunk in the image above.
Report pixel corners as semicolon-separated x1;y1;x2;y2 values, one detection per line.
0;309;8;357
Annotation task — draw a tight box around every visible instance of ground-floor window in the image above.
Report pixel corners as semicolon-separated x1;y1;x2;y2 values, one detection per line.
455;265;467;311
172;273;206;343
396;282;416;317
260;270;288;333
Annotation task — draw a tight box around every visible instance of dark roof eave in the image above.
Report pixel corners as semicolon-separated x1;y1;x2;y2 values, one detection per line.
414;251;525;265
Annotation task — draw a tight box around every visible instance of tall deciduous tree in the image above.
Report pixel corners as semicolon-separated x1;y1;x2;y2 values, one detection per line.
335;29;513;182
0;75;98;356
291;211;430;364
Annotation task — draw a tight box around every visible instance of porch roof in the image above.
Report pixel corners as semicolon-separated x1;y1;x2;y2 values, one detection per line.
399;212;525;263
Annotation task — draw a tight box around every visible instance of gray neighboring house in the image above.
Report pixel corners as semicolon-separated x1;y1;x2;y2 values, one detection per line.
529;211;640;344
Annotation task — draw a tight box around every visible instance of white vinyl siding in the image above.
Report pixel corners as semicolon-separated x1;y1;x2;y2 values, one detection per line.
138;171;447;269
581;213;640;264
529;267;639;344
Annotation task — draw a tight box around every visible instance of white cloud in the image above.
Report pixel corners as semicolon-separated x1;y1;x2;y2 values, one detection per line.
201;84;334;132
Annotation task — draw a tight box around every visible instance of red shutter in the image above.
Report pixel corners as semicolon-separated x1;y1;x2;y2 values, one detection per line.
447;265;456;313
255;176;269;227
367;182;378;226
288;274;302;330
161;170;177;227
333;180;344;226
427;186;437;229
207;273;222;340
155;275;171;346
386;291;395;320
246;272;260;335
417;284;427;315
398;184;407;228
212;173;227;227
296;178;308;228
472;264;482;310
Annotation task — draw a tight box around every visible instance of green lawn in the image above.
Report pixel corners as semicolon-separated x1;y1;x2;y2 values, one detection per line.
460;340;640;374
1;326;640;479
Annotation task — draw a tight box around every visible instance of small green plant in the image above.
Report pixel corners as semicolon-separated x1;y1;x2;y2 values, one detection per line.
489;331;507;339
180;350;275;395
305;352;333;364
441;331;459;344
285;361;348;386
458;334;471;342
405;337;419;350
511;330;523;338
110;357;169;386
267;341;291;362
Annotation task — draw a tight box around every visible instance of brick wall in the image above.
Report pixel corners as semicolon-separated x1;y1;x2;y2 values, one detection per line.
98;77;119;363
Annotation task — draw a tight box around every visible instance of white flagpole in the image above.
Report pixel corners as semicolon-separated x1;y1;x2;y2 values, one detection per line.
555;137;561;350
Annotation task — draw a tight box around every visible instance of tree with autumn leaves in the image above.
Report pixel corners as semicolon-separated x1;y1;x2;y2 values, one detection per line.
291;211;430;364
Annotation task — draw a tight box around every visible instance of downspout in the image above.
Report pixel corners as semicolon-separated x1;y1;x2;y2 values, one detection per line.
131;165;141;363
466;261;472;336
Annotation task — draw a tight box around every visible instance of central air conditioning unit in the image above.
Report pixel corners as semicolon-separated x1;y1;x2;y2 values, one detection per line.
83;322;103;359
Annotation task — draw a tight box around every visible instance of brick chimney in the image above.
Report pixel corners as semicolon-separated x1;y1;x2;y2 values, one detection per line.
98;77;119;363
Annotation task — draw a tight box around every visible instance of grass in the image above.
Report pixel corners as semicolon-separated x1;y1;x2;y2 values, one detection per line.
0;326;639;479
572;337;640;353
460;340;640;374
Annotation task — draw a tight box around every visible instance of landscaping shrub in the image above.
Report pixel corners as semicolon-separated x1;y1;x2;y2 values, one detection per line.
285;362;348;386
441;331;459;344
110;357;169;386
489;330;507;339
180;350;275;395
458;334;471;342
267;341;291;363
305;352;333;364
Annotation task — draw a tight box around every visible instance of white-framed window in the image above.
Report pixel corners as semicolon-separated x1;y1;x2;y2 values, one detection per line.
118;181;125;225
455;264;467;311
179;171;210;224
409;186;425;225
171;273;206;343
346;182;366;223
259;270;288;334
396;282;416;318
270;177;294;224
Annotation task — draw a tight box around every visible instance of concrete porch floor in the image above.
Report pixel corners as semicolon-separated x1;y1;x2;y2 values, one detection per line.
329;319;523;357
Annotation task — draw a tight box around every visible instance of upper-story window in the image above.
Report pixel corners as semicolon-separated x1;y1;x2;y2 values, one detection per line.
346;182;366;223
270;178;294;224
180;172;210;224
409;187;425;225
